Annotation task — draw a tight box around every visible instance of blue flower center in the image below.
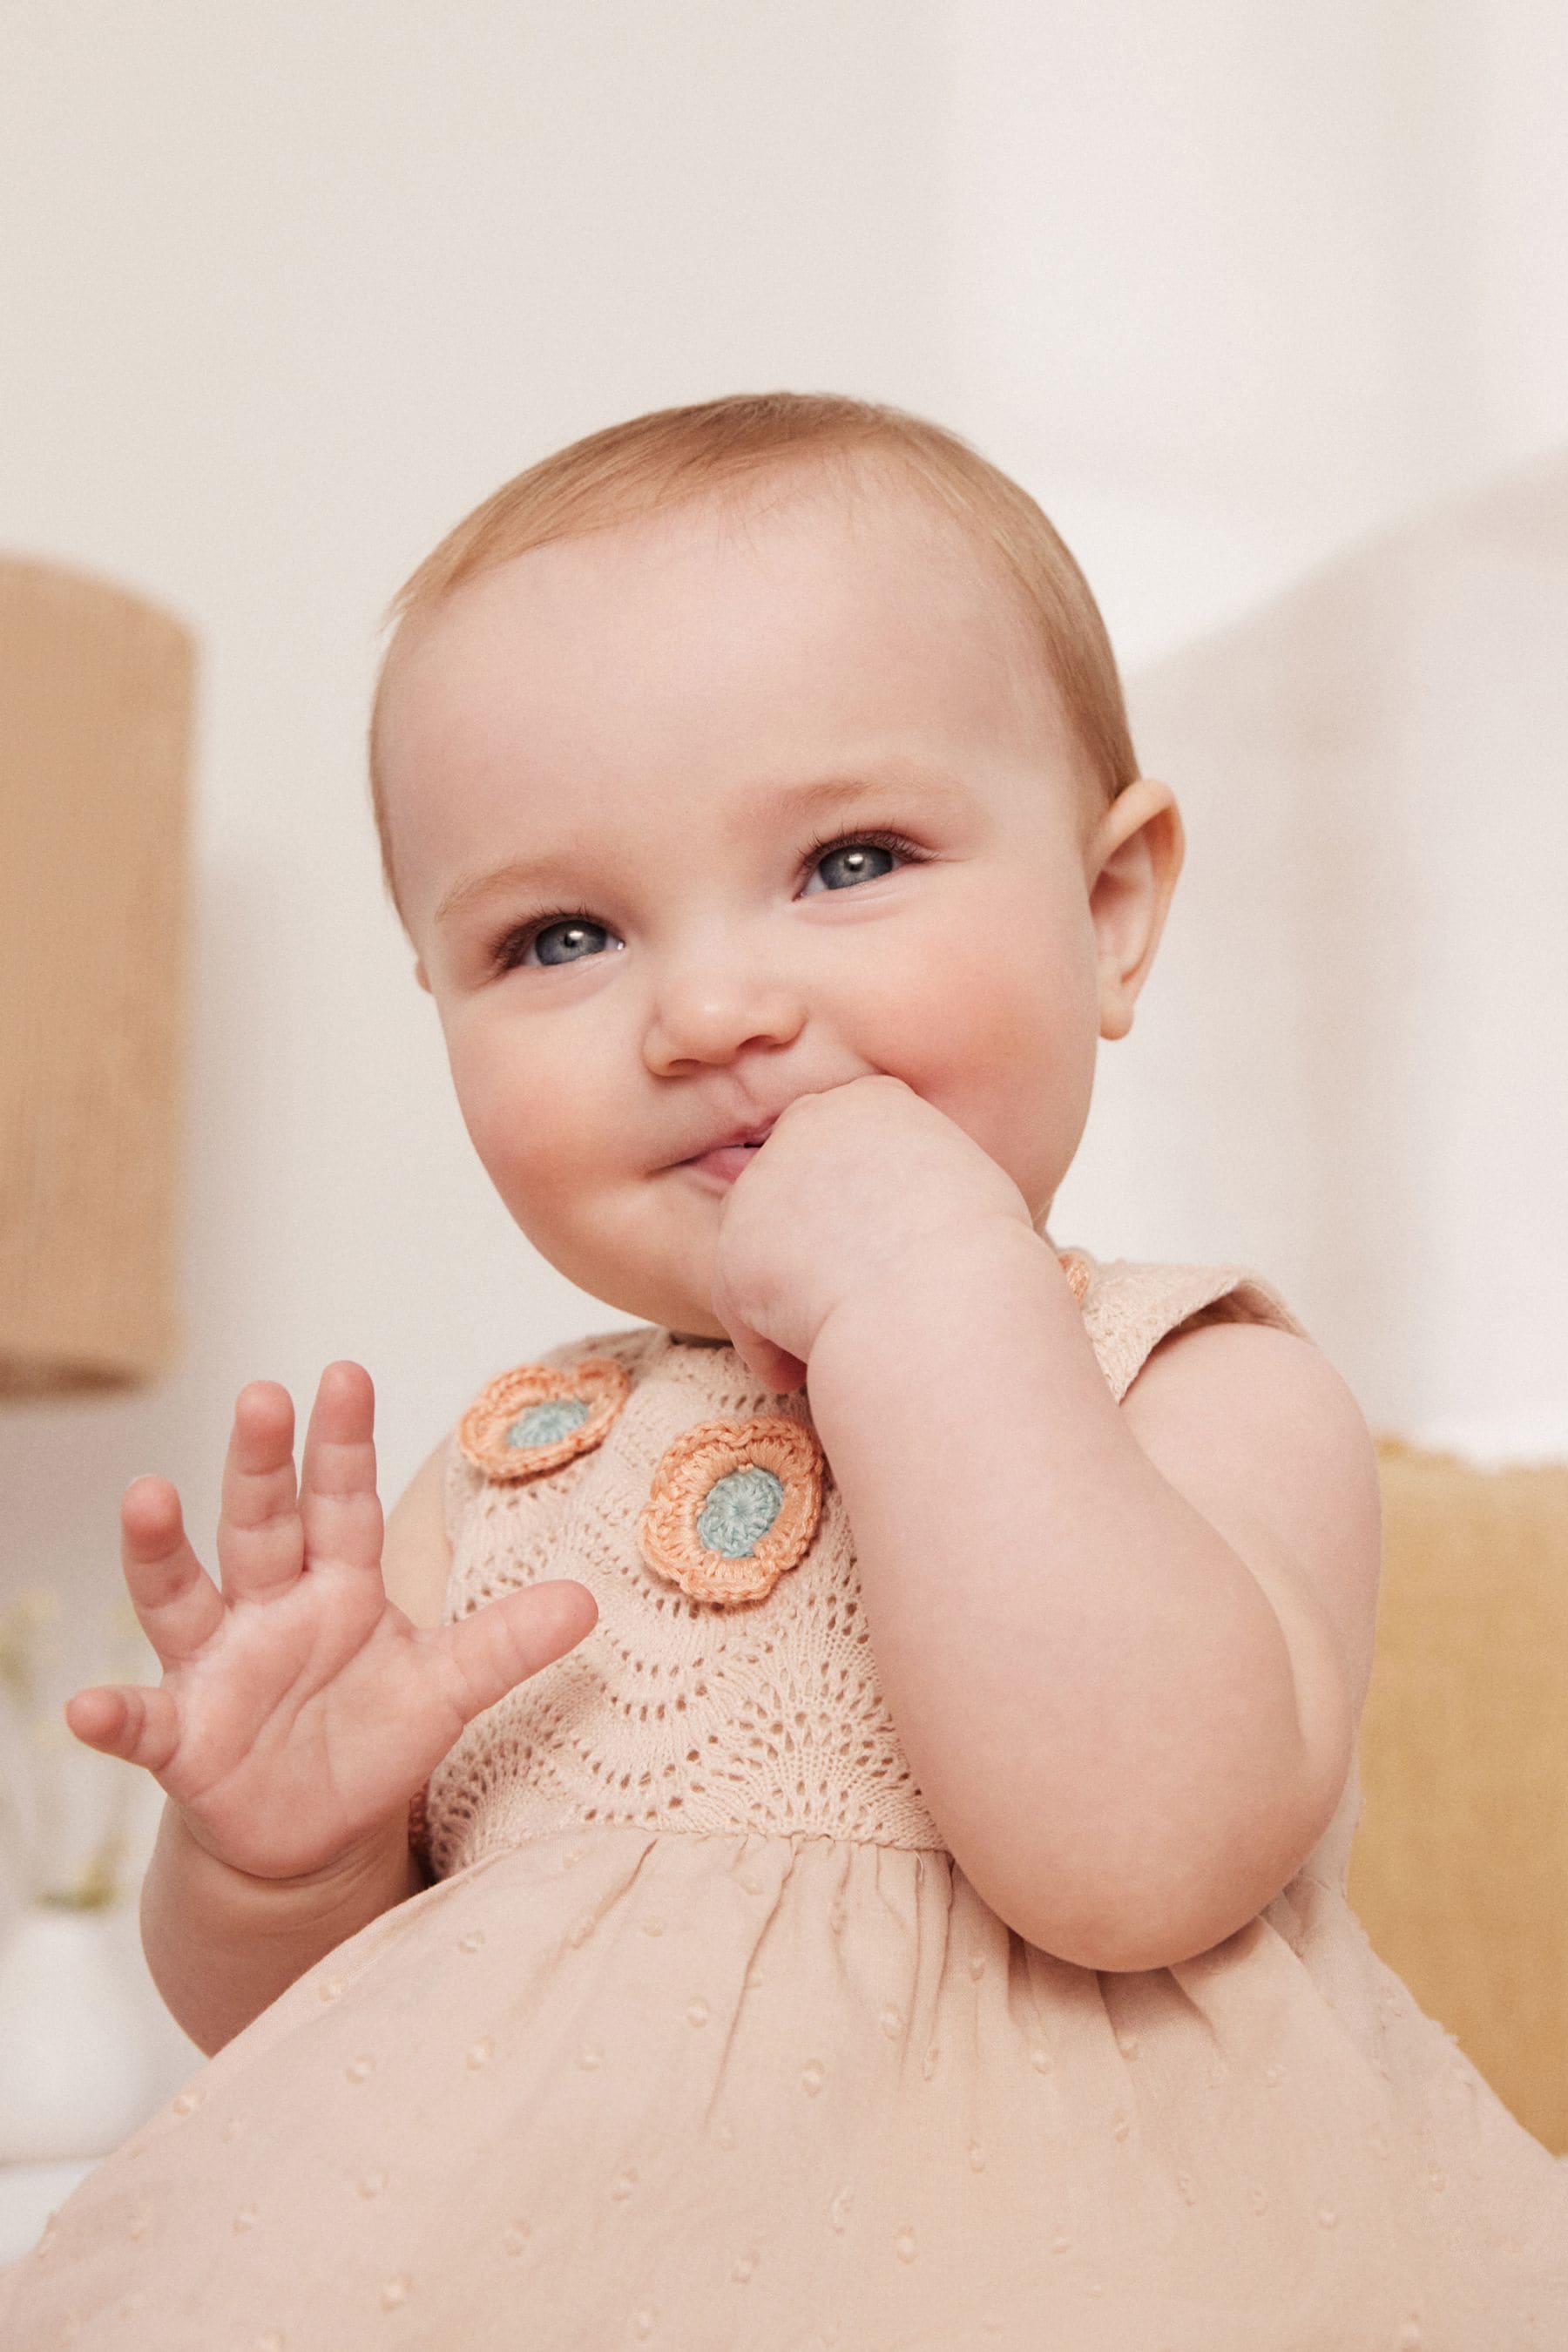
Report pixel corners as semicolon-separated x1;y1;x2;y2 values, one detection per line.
505;1398;591;1449
696;1466;785;1558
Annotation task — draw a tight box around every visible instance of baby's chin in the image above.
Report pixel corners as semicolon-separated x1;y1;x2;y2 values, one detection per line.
638;1292;732;1343
557;1254;731;1345
632;1297;731;1343
498;1185;728;1339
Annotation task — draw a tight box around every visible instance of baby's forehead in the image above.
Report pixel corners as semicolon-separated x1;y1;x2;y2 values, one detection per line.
395;456;1046;715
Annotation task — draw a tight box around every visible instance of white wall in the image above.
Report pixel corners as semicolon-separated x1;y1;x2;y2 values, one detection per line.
2;1;1565;1966
946;0;1568;666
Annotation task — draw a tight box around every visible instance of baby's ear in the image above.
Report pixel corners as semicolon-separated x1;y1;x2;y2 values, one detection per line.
414;958;432;994
1089;777;1185;1042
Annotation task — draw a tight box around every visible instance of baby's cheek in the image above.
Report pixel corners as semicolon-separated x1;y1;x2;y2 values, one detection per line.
447;1048;558;1203
926;952;1094;1172
474;1098;573;1211
920;942;1070;1076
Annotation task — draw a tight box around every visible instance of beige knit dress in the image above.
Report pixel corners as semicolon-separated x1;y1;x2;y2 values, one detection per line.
4;1251;1565;2350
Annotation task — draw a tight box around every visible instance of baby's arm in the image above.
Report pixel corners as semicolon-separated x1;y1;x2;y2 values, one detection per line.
70;1368;597;2054
805;1224;1382;1972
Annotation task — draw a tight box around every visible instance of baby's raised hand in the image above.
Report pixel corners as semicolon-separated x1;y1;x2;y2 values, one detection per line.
710;1074;1036;1389
64;1363;597;1883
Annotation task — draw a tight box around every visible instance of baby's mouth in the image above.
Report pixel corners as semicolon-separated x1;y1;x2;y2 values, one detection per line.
681;1132;770;1185
687;1146;760;1180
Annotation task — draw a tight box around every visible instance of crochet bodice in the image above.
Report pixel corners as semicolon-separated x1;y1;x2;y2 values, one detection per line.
422;1248;1307;1876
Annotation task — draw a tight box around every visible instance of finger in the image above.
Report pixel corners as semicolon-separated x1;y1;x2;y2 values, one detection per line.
432;1580;598;1724
119;1475;226;1666
720;1312;808;1394
216;1381;305;1600
64;1682;180;1776
298;1361;383;1579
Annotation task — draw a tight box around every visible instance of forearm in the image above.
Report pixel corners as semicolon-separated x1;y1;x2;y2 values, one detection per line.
140;1798;424;2054
805;1221;1344;1970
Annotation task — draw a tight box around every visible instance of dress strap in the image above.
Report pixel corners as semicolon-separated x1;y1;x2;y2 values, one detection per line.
1073;1252;1310;1403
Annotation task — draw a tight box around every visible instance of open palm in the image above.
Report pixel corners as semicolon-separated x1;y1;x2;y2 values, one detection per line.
64;1362;597;1883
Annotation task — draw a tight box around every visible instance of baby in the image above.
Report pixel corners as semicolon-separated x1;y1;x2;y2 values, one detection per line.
8;395;1565;2349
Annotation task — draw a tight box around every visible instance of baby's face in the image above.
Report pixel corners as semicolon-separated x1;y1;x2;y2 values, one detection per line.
380;470;1145;1338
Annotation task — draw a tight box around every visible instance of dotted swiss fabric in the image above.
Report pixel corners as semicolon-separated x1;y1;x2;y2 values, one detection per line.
4;1248;1566;2351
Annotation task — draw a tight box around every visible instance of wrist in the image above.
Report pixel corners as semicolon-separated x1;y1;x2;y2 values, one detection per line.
165;1798;416;1914
809;1212;1050;1371
142;1799;423;2055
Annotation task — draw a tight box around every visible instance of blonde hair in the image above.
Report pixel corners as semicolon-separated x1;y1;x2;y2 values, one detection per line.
368;392;1139;916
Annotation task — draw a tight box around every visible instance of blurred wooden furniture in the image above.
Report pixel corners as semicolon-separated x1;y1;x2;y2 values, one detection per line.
0;557;194;1392
1351;1438;1568;2154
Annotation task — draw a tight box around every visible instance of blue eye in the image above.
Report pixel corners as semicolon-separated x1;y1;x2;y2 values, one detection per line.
534;919;614;968
801;830;918;894
811;842;895;891
495;916;619;971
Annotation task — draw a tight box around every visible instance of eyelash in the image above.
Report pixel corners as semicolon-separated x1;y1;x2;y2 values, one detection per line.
486;827;925;973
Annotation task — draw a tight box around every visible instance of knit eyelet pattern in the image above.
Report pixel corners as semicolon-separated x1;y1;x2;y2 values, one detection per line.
639;1415;825;1606
456;1357;632;1483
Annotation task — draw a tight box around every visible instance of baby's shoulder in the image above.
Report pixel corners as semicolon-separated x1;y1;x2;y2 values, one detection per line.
1098;1255;1383;1725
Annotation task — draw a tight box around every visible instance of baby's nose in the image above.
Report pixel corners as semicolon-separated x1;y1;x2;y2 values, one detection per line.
641;959;808;1073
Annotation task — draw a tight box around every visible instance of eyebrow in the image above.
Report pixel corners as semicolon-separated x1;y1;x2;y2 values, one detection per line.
433;764;975;929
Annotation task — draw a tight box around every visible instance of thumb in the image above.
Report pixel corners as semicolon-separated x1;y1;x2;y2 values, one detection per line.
433;1579;598;1720
64;1684;180;1775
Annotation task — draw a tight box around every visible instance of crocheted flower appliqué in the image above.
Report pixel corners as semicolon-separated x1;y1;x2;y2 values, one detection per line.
456;1358;632;1483
639;1416;825;1606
